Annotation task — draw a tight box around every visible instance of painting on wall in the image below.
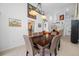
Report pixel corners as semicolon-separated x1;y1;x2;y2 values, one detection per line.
59;14;64;20
28;21;35;35
9;18;21;27
38;23;41;28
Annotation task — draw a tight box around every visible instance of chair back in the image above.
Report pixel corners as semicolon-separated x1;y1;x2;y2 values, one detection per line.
50;33;62;51
50;35;59;52
23;35;34;56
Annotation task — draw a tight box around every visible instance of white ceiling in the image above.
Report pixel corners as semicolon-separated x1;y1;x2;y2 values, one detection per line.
31;3;76;15
42;3;76;15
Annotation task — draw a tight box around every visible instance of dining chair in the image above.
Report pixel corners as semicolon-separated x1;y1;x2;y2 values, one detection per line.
43;35;61;56
23;35;40;56
57;35;61;51
50;35;62;56
38;36;59;56
49;36;57;56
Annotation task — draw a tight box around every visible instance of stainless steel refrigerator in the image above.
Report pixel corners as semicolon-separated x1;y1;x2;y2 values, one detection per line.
71;20;79;44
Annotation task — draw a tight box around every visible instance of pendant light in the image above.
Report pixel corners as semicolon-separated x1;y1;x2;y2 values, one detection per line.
41;11;46;20
29;3;41;16
29;4;38;16
37;3;46;19
29;3;46;19
29;10;38;16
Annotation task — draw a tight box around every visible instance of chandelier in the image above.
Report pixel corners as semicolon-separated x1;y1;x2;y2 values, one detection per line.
37;3;46;19
29;3;46;19
29;10;38;16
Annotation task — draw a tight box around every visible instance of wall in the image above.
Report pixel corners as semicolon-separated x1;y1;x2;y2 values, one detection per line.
52;4;76;36
34;14;44;32
0;3;28;52
47;15;55;32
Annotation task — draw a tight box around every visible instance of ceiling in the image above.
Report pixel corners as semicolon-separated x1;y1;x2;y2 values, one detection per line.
31;3;76;15
42;3;76;15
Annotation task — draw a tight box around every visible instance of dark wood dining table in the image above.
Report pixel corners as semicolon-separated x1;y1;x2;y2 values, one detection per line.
29;32;54;56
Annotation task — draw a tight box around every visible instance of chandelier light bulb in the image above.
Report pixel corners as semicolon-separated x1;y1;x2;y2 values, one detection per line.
29;10;38;16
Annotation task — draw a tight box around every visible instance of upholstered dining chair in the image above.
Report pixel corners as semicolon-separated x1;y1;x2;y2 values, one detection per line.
23;35;40;56
50;35;62;56
43;35;61;56
49;36;58;56
50;30;63;55
37;34;61;56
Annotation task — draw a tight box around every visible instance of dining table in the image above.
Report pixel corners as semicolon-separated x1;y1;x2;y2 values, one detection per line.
29;32;54;56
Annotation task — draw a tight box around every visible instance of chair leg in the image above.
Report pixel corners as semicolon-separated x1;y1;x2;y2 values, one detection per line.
42;48;45;56
58;40;60;51
26;51;29;56
54;48;57;56
33;53;34;56
50;53;52;56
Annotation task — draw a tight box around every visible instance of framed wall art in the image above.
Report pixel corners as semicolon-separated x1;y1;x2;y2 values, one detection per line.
38;23;41;28
9;18;21;27
59;14;64;20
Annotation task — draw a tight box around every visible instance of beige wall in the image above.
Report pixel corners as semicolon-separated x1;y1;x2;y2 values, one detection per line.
0;3;28;52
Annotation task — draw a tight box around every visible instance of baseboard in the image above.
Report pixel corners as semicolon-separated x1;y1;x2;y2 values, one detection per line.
0;44;25;54
63;35;70;37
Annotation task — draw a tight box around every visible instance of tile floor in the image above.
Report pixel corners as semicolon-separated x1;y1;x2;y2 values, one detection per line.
0;36;79;56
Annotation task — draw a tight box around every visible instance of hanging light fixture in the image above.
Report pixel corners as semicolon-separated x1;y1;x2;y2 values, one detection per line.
29;3;46;19
36;3;46;19
38;3;46;19
41;15;46;19
29;10;38;16
41;11;46;19
29;4;38;16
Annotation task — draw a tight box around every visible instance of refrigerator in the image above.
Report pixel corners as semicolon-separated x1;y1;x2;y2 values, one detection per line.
71;20;79;44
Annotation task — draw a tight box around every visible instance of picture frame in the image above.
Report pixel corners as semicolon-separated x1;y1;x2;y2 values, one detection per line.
59;14;64;20
38;23;41;28
9;18;21;27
